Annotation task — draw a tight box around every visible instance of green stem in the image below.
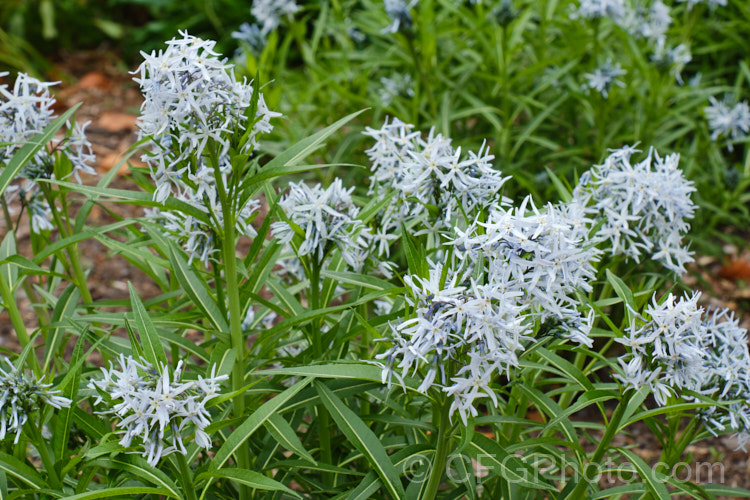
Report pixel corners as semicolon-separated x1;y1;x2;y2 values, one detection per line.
0;268;41;375
212;263;227;344
209;142;250;499
593;389;633;463
176;453;198;500
45;190;94;309
221;197;251;500
311;261;333;486
656;418;700;475
0;200;49;328
421;399;453;500
29;420;60;489
406;36;436;122
499;25;510;163
567;389;634;499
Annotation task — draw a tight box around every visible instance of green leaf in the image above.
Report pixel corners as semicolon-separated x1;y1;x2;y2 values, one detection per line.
0;453;45;489
314;380;406;499
209;345;236;380
345;471;381;500
591;484;647;499
0;255;64;279
263;414;317;464
702;485;750;497
0;233;18;293
257;362;418;391
0;104;81;197
128;282;168;370
401;224;427;278
515;384;584;459
209;377;313;471
605;269;636;313
42;285;80;373
535;347;594;391
196;468;301;498
59;487;177;500
543;390;617;434
621;402;715;431
617;448;670;499
262;109;367;171
53;325;88;462
168;246;229;334
282;379;381;415
468;434;555;491
46;181;209;223
544;167;572;203
91;456;181;499
320;270;395;291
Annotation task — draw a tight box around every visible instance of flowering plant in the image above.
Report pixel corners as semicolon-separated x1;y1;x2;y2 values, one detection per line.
2;0;750;497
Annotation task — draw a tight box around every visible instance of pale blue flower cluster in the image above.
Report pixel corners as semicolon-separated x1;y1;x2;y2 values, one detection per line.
572;1;692;88
377;264;532;424
582;59;626;98
454;197;600;343
89;355;227;466
0;72;95;232
704;96;750;152
380;198;600;423
272;179;373;271
370;119;697;424
251;0;299;35
572;145;696;274
616;292;750;451
0;358;71;444
134;32;278;265
378;74;415;107
571;0;673;43
570;0;628;22
382;0;418;34
651;36;691;84
679;0;726;9
371;121;603;423
232;23;267;55
364;117;509;242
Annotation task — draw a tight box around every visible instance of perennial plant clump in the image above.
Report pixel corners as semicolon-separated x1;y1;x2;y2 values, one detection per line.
2;0;750;497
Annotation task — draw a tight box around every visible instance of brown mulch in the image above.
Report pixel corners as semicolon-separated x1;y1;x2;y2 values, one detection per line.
2;50;750;497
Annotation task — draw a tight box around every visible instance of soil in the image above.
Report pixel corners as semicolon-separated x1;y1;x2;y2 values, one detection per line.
1;50;749;498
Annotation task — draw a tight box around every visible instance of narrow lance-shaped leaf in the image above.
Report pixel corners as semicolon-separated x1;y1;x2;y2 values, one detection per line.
314;379;406;499
128;282;168;370
43;285;80;373
53;325;88;462
208;376;313;472
168;245;230;334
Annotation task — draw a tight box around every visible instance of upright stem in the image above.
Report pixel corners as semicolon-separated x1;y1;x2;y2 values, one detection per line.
45;191;94;309
0;270;41;375
176;453;198;500
421;398;453;500
406;36;436;122
567;389;634;499
222;204;251;500
29;420;60;489
656;417;700;475
0;200;49;328
311;261;333;486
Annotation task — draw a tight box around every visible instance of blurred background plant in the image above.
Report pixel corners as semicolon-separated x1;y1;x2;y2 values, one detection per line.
2;0;749;266
1;2;750;497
